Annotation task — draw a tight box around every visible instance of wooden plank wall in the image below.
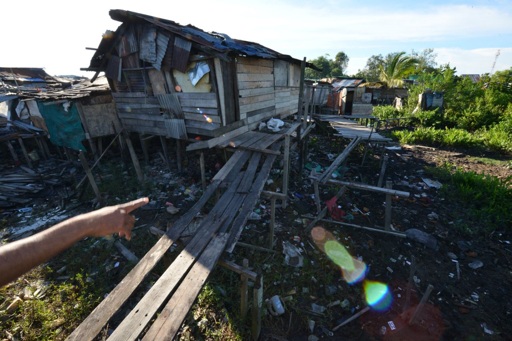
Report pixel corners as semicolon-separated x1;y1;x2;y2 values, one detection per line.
237;57;300;128
237;58;276;126
113;92;167;136
113;90;220;137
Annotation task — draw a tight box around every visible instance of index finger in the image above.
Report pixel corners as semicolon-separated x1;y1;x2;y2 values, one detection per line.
119;197;150;213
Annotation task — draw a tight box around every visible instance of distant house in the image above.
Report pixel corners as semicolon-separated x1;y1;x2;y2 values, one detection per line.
82;9;313;142
1;67;118;156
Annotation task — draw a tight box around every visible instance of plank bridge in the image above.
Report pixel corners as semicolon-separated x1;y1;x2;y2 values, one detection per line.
67;123;304;341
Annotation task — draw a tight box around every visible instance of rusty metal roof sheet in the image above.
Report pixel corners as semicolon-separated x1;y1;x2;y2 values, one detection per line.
85;9;311;73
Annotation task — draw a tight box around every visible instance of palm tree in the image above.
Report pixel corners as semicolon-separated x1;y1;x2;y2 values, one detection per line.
378;52;418;87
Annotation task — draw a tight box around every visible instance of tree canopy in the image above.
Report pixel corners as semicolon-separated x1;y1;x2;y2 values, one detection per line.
305;52;349;79
378;52;419;88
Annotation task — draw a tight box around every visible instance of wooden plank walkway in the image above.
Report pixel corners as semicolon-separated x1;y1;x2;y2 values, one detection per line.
315;114;391;142
67;143;281;340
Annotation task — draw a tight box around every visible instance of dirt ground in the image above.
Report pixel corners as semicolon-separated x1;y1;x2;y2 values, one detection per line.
244;131;512;341
1;125;511;340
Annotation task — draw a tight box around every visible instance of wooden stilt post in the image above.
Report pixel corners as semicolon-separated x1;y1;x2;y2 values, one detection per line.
139;133;149;164
78;151;102;203
282;134;290;208
176;139;182;172
17;138;33;168
269;197;276;249
252;274;263;341
409;284;434;325
241;259;249;319
313;181;321;213
123;133;144;183
160;136;171;170
6;140;19;163
378;155;389;187
199;151;206;190
385;180;393;230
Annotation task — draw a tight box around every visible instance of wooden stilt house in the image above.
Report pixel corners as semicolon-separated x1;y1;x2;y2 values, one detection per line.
83;9;313;144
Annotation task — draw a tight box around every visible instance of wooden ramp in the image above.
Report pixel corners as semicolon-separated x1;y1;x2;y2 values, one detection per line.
315;114;391;142
67;145;281;341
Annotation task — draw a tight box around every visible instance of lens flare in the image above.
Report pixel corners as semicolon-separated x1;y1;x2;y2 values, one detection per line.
324;240;354;271
364;280;392;311
312;226;367;284
203;114;213;123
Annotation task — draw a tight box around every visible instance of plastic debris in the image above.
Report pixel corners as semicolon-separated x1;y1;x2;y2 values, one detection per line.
481;323;494;335
405;228;439;250
266;118;284;132
282;241;303;267
468;260;483;269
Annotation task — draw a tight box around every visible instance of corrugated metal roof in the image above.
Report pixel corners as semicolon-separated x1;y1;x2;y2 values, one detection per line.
331;79;365;90
86;9;313;72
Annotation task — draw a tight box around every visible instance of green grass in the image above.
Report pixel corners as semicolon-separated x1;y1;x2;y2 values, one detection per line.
426;164;512;236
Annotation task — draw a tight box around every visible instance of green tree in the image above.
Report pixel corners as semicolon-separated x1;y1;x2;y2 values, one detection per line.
411;48;438;73
332;51;349;76
305;51;350;79
379;52;419;87
354;54;384;81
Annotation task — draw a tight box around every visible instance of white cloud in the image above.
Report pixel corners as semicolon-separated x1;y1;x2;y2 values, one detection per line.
1;1;510;77
435;48;511;75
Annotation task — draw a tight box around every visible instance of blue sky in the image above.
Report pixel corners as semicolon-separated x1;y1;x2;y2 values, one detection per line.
1;0;510;77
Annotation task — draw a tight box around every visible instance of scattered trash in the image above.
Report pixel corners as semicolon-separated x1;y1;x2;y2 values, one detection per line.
266;295;285;316
481;323;495;335
468;260;483;269
421;178;442;189
266;118;284;132
166;205;180;214
308;319;315;333
248;212;261;220
387;320;397;330
427;212;439;220
311;303;327;314
405;228;439;250
282;241;303;267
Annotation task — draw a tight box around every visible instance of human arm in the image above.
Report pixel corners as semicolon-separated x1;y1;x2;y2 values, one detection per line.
0;197;149;287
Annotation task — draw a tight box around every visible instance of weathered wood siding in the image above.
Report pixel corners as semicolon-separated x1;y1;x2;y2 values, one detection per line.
275;62;301;118
112;92;166;136
237;57;300;128
112;90;220;137
237;58;276;125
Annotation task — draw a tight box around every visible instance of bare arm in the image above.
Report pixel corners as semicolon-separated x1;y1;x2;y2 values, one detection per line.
0;197;149;287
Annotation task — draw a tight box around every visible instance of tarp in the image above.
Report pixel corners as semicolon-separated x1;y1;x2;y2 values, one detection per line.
37;100;86;151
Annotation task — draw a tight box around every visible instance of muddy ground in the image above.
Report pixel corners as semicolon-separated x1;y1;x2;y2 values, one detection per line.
1;125;511;340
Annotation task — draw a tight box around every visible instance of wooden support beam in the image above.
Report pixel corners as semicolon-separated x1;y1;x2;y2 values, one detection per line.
319;219;406;238
318;136;361;184
315;178;410;198
123;133;144;183
378;155;389;187
139;133;150;164
76;102;98;160
252;274;263;341
159;136;171;170
409;284;434;325
6;140;19;162
78;151;102;203
17;138;33;168
176;139;182;172
385;180;393;230
282;134;290;208
241;259;249;319
199;151;206;190
269;197;276;249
